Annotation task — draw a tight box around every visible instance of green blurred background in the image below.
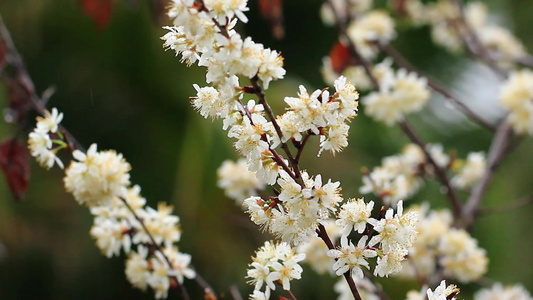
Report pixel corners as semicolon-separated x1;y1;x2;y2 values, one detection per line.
0;0;532;299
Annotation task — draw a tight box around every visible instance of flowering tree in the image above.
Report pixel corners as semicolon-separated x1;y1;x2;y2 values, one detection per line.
1;0;533;299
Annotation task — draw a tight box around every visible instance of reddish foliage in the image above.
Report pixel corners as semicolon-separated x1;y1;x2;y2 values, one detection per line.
0;138;30;201
7;79;32;124
258;0;284;39
0;39;6;70
81;0;113;29
390;0;408;15
329;41;352;74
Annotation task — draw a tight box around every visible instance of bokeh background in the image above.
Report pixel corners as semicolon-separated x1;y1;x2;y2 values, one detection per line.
0;0;532;299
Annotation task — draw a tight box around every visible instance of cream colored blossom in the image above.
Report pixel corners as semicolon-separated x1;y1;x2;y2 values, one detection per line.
64;144;131;207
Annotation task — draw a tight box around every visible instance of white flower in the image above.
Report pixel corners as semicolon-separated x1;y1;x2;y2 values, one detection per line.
147;253;172;299
247;241;305;294
451;152;486;189
427;280;459;300
217;158;265;205
368;201;419;255
373;245;407;277
90;218;131;258
438;228;488;283
250;289;270;300
333;76;359;119
36;108;63;133
477;25;525;62
125;246;150;291
499;69;533;135
133;203;182;249
228;116;272;157
346;10;396;60
362;68;429;126
474;283;533;300
265;258;303;291
319;123;350;156
64;144;131;207
191;84;225;119
203;0;249;24
327;236;377;279
336;198;374;237
243;196;272;228
164;248;196;284
28;108;65;169
258;48;286;89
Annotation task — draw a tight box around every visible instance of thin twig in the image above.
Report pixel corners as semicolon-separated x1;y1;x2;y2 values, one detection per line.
479;194;533;216
284;288;298;300
399;120;462;218
229;285;243;300
459;121;513;228
250;76;304;186
378;43;496;131
294;132;310;163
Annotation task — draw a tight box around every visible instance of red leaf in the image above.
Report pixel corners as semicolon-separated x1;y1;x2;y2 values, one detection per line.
278;297;288;300
329;41;352;74
7;80;32;124
0;39;6;70
81;0;113;29
0;138;30;201
258;0;284;39
390;0;408;15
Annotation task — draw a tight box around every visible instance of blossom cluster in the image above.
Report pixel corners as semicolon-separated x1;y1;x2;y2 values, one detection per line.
164;0;362;247
323;57;430;126
474;283;533;300
246;241;305;299
216;158;265;205
358;201;417;278
290;201;417;297
406;280;460;300
405;0;526;64
28;108;195;299
406;280;532;300
360;143;485;206
27;108;65;169
499;69;533;135
321;1;396;60
398;204;488;283
243;170;343;245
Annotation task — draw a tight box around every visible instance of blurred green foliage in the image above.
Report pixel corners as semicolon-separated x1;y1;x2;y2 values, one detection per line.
0;0;532;299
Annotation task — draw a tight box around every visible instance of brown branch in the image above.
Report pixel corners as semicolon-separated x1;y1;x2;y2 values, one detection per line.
294;132;310;163
250;76;304;186
459;121;513;228
399;120;462;218
378;43;496;131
